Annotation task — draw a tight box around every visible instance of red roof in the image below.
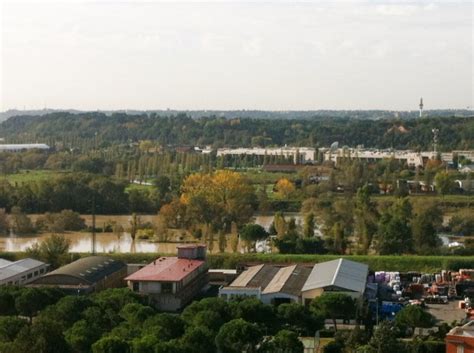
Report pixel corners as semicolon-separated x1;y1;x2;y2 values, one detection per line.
125;257;205;282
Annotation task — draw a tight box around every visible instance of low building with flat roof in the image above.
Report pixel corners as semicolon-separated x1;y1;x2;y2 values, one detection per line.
0;258;49;286
125;245;208;311
301;258;368;304
28;256;127;294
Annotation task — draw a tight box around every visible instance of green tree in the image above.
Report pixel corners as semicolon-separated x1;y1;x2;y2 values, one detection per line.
26;234;71;269
277;303;323;336
0;316;28;342
179;326;216;353
376;198;413;255
310;293;355;331
14;317;71;353
239;224;268;252
10;206;35;234
434;171;454;196
303;213;315;238
260;329;304;353
412;204;442;254
215;319;261;353
92;336;130;353
15;288;51;322
395;305;435;336
360;321;403;353
0;208;10;235
354;186;378;254
65;320;102;353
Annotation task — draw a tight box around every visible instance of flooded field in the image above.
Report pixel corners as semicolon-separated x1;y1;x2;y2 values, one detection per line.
0;213;304;254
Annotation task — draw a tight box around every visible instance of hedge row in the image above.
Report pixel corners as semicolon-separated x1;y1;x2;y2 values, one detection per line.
3;252;474;273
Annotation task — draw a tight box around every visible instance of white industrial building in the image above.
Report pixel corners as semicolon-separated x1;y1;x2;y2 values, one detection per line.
323;148;474;167
219;258;369;306
301;258;369;304
0;258;49;286
0;144;50;152
216;147;316;164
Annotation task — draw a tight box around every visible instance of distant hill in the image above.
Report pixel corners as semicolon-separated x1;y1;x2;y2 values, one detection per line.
1;108;473;122
0;112;472;151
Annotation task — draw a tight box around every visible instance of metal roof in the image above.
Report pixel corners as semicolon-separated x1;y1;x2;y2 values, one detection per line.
227;264;311;297
0;259;12;267
0;258;47;281
34;256;125;285
302;258;368;293
125;257;205;282
263;265;312;297
230;265;264;287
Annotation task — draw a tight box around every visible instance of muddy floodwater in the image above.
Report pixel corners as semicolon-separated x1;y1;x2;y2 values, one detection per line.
0;214;304;254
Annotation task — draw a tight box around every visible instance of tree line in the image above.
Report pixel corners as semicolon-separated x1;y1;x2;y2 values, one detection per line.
1;112;472;151
0;286;446;353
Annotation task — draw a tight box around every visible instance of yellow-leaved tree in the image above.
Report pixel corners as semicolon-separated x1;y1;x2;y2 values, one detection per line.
275;178;295;199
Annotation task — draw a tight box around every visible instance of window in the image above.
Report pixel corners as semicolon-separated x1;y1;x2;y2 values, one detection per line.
132;282;139;292
27;273;32;279
457;344;464;353
162;282;173;294
40;268;45;274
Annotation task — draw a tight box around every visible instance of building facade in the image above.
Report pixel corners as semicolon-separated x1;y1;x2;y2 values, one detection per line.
125;245;208;311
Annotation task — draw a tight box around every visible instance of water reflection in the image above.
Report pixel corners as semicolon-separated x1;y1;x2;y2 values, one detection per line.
0;213;304;254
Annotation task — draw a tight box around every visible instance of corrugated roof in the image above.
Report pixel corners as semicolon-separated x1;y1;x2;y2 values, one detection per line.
302;258;368;293
0;259;12;267
125;257;205;282
263;265;296;294
227;264;311;298
35;256;125;285
247;265;279;289
230;264;264;287
0;258;46;281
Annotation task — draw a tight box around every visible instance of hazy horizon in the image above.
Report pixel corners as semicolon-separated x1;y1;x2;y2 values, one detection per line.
1;1;473;111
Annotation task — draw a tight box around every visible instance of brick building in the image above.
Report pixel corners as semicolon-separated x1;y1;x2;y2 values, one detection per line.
446;321;474;353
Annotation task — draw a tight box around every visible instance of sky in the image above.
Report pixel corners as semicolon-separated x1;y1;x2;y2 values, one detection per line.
0;0;473;111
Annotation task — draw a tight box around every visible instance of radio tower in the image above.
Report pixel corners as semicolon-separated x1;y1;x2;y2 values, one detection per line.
419;97;424;118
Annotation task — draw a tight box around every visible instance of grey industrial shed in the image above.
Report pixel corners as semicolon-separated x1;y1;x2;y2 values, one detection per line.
29;256;127;293
301;258;368;303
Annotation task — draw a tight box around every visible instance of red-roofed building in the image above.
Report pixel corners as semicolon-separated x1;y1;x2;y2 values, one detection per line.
125;245;208;311
446;321;474;353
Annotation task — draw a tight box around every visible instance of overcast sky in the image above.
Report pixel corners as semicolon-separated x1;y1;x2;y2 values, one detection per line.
0;0;473;111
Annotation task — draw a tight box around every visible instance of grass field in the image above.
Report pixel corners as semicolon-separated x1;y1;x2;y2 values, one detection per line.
1;169;66;184
4;252;473;273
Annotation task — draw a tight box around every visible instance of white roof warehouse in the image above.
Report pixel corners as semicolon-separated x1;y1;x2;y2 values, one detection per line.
0;258;49;286
0;144;50;152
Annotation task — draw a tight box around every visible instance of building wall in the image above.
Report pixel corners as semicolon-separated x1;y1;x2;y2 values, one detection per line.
95;266;128;291
301;288;361;305
130;269;208;311
219;287;261;301
446;335;474;353
261;292;300;305
0;263;49;286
